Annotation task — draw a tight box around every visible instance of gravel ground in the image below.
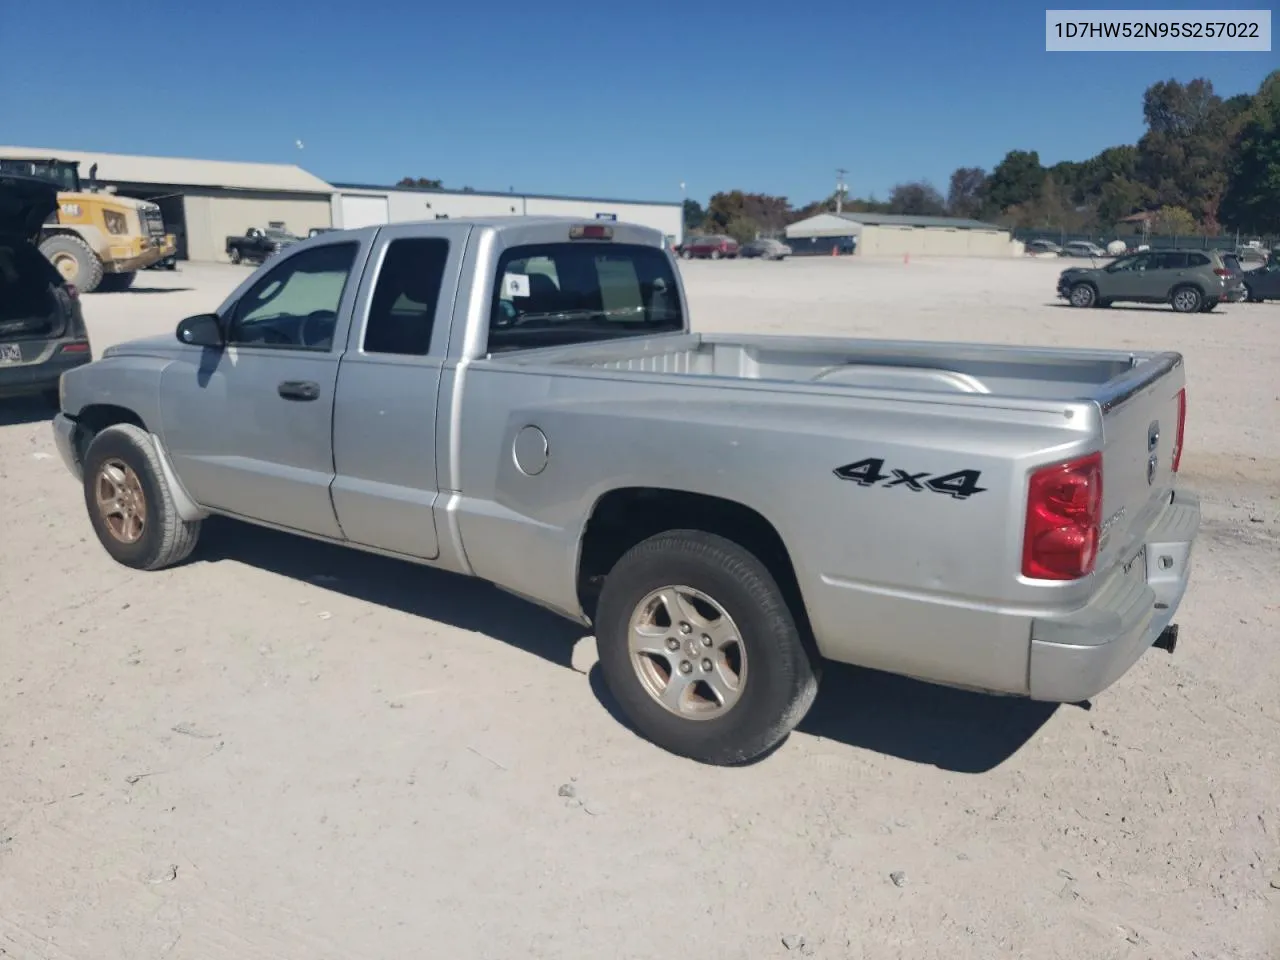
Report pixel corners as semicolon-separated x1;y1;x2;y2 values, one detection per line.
1;256;1277;960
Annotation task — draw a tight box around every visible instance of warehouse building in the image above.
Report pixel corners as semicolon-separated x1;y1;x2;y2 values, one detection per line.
0;146;334;262
332;183;683;244
785;212;1014;258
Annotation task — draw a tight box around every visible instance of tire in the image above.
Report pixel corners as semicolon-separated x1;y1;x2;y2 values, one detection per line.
97;271;136;292
39;234;104;293
81;423;201;571
594;530;821;765
228;248;242;265
1068;282;1096;308
1242;281;1259;303
1199;300;1217;313
1170;285;1202;314
710;250;722;261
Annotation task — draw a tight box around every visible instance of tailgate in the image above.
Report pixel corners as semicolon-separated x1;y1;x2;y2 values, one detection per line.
1095;353;1186;569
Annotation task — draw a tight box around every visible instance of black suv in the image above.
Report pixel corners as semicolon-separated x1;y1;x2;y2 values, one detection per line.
0;174;92;406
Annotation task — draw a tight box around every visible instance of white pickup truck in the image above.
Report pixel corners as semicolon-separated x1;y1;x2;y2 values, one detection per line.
51;217;1199;765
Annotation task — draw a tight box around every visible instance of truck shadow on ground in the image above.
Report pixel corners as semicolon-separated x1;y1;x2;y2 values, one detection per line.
0;398;56;427
201;517;1057;773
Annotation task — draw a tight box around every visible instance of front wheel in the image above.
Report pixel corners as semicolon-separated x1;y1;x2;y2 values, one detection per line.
594;530;821;765
1068;282;1096;308
81;423;201;571
228;248;242;265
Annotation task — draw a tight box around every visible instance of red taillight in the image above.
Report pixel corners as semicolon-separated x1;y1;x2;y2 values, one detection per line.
1022;452;1104;581
569;224;614;240
64;283;79;300
1213;268;1232;278
1172;388;1186;473
58;341;90;353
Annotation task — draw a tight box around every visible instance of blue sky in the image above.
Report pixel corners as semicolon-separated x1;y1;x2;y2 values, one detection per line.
1;0;1273;206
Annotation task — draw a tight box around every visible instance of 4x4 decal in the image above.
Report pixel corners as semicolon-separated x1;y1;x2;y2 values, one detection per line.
833;458;987;500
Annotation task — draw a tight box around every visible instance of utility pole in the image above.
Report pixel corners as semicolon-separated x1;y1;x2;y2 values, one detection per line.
835;168;848;214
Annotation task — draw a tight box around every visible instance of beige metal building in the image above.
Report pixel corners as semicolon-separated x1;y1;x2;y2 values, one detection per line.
0;146;333;262
332;183;683;244
785;212;1014;257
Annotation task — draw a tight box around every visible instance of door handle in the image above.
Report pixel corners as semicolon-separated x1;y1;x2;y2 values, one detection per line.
278;380;320;401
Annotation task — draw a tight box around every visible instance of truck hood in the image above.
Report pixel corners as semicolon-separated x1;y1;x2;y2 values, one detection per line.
101;333;183;359
0;174;57;241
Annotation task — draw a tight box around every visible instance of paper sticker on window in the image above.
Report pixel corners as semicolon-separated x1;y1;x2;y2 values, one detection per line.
502;273;530;298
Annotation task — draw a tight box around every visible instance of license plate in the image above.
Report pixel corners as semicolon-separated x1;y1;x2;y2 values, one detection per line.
0;344;21;364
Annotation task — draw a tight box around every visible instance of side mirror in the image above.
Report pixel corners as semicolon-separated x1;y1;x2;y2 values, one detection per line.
176;313;224;348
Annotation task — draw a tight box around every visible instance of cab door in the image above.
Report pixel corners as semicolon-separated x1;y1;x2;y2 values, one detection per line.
328;222;471;560
158;239;367;538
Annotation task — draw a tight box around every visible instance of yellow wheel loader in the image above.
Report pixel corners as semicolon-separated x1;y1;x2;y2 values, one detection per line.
0;157;177;293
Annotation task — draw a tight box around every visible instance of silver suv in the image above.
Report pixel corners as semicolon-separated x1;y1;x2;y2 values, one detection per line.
1057;248;1244;313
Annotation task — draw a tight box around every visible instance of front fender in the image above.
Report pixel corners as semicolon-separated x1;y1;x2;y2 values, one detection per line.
61;354;168;431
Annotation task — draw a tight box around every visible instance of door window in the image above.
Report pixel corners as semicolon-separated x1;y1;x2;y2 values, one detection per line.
229;242;358;351
1109;253;1153;273
1152;251;1188;270
362;238;450;356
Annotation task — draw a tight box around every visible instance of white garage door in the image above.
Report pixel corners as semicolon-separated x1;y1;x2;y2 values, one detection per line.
340;194;390;229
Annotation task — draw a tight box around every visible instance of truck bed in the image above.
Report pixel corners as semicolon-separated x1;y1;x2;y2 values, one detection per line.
496;331;1165;406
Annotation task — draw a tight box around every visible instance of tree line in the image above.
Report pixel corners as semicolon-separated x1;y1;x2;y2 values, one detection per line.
683;71;1280;244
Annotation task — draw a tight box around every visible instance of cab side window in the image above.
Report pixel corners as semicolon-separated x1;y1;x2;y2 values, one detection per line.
362;238;450;356
229;242;358;351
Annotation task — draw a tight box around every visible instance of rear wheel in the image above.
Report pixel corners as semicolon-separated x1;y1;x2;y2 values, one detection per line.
39;234;104;293
228;248;242;264
594;530;821;765
1171;285;1202;314
1068;282;1096;308
98;271;136;292
81;424;201;571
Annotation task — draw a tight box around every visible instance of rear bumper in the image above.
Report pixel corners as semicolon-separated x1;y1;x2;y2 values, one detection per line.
1028;488;1200;702
0;345;92;398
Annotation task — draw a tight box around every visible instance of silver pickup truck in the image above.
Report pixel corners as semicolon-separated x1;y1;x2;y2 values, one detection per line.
51;217;1199;765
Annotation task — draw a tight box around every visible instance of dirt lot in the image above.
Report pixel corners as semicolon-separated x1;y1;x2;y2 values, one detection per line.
2;256;1278;959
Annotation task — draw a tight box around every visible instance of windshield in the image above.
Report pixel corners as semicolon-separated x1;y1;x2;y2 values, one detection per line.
487;242;683;353
0;159;79;192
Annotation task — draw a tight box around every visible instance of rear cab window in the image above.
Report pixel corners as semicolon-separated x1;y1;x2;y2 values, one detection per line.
487;241;683;353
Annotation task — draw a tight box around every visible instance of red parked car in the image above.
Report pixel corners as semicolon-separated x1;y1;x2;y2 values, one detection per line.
678;234;739;260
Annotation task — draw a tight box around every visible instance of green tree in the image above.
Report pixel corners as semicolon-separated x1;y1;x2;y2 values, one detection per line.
1220;71;1280;233
397;176;443;189
1151;205;1198;235
983;150;1046;216
946;167;987;218
682;198;706;232
887;181;946;216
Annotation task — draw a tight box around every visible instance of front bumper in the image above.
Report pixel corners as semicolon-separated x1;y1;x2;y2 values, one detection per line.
0;344;93;399
52;412;83;480
1028;488;1200;702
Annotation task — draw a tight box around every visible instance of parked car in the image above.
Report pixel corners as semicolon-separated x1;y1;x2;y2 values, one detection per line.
1240;257;1280;302
51;217;1199;765
1058;248;1243;313
739;238;792;260
0;174;93;407
1061;240;1107;258
226;226;301;265
1025;240;1062;255
679;234;739;260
